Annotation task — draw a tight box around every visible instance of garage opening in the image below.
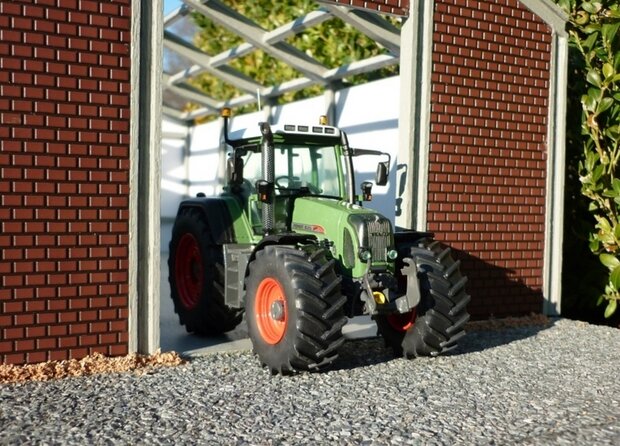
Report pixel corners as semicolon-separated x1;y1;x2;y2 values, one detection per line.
158;1;404;354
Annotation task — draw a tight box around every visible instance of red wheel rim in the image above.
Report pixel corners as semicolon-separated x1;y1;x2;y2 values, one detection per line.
387;309;417;332
175;233;203;310
255;277;287;345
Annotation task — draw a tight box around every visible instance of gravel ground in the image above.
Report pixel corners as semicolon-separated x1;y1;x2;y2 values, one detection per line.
1;318;619;445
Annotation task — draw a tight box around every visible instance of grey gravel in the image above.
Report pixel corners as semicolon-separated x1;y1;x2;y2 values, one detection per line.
1;318;619;445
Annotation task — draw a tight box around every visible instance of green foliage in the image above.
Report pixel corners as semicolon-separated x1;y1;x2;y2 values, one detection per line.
556;0;620;318
188;0;399;115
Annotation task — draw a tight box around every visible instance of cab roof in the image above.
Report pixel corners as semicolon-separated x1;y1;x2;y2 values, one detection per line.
228;122;342;145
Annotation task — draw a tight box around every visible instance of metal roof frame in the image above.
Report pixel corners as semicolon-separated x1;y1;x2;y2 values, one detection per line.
162;0;401;122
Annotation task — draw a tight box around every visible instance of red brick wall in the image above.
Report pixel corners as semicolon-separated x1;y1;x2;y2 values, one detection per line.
321;0;409;16
0;0;131;365
427;0;551;318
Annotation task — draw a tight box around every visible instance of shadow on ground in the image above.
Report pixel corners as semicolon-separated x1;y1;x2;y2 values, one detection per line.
329;320;556;371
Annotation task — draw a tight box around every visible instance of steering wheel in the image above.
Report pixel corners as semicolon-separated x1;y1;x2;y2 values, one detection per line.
275;175;293;189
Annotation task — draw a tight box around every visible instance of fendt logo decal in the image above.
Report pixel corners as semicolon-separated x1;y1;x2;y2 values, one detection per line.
292;223;325;234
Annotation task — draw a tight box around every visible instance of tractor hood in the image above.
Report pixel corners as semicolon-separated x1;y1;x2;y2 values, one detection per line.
291;197;394;278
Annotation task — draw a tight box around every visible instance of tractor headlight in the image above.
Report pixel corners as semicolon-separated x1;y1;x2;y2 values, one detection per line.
387;249;398;260
359;249;372;262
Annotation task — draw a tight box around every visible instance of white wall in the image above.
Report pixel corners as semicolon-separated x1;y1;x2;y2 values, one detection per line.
161;76;400;248
335;77;400;220
161;116;189;250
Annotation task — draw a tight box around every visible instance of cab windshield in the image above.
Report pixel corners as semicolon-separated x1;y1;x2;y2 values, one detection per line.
243;144;342;197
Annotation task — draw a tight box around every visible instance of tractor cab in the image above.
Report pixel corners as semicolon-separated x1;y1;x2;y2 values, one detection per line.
223;125;345;236
222;110;390;239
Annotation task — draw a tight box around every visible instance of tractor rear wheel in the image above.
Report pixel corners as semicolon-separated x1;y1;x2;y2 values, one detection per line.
245;245;346;374
168;208;243;335
375;238;470;358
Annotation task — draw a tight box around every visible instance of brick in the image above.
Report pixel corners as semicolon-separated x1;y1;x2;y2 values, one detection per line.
15;339;35;352
98;333;116;345
3;353;26;365
4;327;25;340
108;344;128;356
48;350;68;362
27;352;48;363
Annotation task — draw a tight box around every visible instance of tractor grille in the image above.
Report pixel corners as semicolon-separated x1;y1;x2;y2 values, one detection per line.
366;219;392;262
348;214;394;263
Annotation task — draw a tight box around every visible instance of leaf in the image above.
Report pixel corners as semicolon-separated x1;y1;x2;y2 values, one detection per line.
591;164;604;182
603;63;615;79
602;22;620;47
611;265;620;289
600;253;620;270
581;1;602;14
589;237;601;252
582;31;599;51
604;299;617;318
598;97;615;113
587;70;602;87
581;93;597;112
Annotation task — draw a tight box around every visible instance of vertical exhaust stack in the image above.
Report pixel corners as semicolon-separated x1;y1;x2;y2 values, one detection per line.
222;107;232;145
259;122;275;234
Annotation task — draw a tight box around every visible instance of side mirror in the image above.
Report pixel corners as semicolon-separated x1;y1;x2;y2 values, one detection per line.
227;157;243;185
375;161;389;186
361;181;373;201
255;180;274;203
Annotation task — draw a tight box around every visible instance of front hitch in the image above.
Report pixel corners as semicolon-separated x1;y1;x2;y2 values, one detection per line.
359;257;421;316
394;258;421;313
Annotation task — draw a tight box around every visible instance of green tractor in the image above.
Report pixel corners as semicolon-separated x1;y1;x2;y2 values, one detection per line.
168;110;470;374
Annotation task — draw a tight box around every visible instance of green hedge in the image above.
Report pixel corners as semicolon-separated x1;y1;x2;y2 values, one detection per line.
556;0;620;319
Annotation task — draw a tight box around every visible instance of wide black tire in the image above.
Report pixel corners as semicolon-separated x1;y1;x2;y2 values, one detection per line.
168;208;243;335
375;238;470;358
245;245;347;375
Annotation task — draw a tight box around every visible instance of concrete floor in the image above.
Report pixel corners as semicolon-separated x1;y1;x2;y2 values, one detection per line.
159;252;377;356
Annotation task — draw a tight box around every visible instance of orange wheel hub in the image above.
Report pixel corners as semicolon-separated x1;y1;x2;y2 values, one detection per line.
175;233;203;310
255;277;287;344
387;309;417;332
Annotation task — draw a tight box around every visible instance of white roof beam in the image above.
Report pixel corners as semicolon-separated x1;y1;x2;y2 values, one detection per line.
163;30;263;94
183;0;328;83
322;4;401;56
323;54;398;80
162;105;187;120
163;74;220;110
164;4;190;27
165;10;330;87
263;9;333;44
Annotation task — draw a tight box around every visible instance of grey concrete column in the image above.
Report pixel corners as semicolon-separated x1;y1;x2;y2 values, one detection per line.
395;0;434;231
129;0;163;353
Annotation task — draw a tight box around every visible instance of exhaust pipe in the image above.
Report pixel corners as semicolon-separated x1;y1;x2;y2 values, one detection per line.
259;122;275;234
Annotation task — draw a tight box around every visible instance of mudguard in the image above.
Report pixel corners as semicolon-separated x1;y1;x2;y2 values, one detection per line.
248;233;317;264
176;198;235;245
394;229;433;247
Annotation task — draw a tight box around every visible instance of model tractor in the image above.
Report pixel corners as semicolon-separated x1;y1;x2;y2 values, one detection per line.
168;110;470;374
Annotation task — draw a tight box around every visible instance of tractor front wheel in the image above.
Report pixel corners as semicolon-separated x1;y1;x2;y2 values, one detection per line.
245;245;346;374
375;238;470;358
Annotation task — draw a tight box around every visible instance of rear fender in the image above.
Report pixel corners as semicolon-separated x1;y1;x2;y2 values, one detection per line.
247;233;318;265
394;230;433;247
176;198;235;245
